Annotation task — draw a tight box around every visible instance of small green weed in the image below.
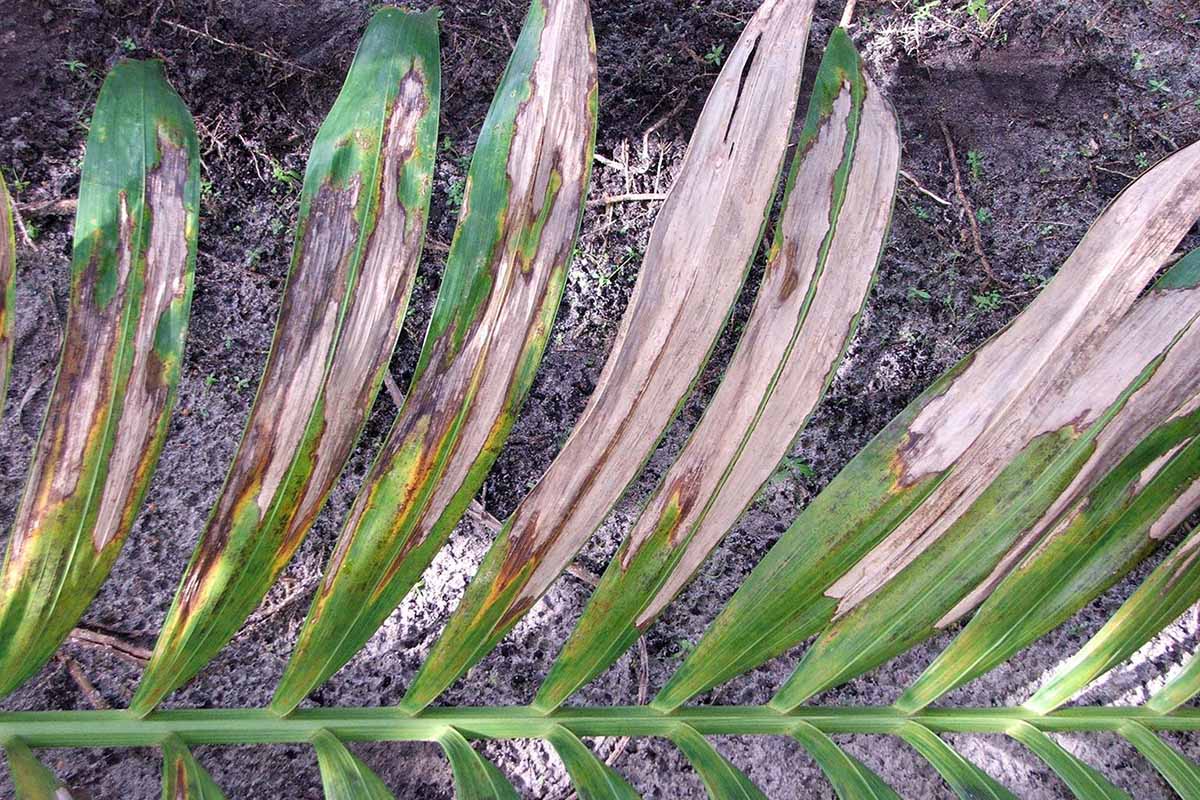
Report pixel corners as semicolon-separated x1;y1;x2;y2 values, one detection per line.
965;0;990;25
966;149;984;181
972;290;1003;312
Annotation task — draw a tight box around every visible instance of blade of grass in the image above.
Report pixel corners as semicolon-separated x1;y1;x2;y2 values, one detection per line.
1005;722;1128;800
437;726;520;800
655;139;1200;711
312;729;395;800
3;739;73;799
534;26;900;712
668;724;767;800
1026;525;1200;713
133;8;441;714
402;0;818;714
0;59;199;698
160;734;227;799
271;0;598;714
791;721;900;800
546;725;641;800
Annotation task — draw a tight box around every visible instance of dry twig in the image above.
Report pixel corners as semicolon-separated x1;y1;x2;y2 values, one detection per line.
56;654;110;710
588;192;668;208
900;169;950;207
68;626;151;666
940;121;1003;286
163;19;318;76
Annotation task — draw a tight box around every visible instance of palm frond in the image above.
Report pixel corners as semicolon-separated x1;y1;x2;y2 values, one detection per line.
1;1;1200;798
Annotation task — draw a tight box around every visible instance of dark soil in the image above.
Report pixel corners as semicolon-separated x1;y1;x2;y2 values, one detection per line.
2;0;1200;797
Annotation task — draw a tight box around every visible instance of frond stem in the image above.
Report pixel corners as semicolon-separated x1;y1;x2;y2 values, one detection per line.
1;705;1197;747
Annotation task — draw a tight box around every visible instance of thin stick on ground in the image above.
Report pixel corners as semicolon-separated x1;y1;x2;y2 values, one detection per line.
588;192;668;208
56;654;111;710
940;121;1003;286
162;19;318;76
900;169;951;207
383;372;405;409
68;627;152;667
839;0;858;28
9;202;36;249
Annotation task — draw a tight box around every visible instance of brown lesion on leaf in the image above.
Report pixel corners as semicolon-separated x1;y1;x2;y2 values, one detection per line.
173;758;188;800
6;186;134;564
93;133;193;551
179;170;363;599
339;0;595;594
280;65;431;561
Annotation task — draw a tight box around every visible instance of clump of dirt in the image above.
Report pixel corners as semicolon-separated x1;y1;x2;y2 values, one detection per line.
1;1;1199;798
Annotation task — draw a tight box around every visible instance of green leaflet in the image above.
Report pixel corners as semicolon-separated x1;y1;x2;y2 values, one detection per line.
655;138;1200;711
534;26;900;713
401;0;817;715
160;735;227;800
312;730;395;800
1118;721;1200;799
271;0;598;714
0;172;14;417
3;739;73;799
1026;525;1200;714
898;355;1200;711
897;722;1016;800
545;725;641;800
791;721;900;800
0;60;200;699
1005;722;1129;800
131;8;441;714
437;727;519;800
669;724;766;800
